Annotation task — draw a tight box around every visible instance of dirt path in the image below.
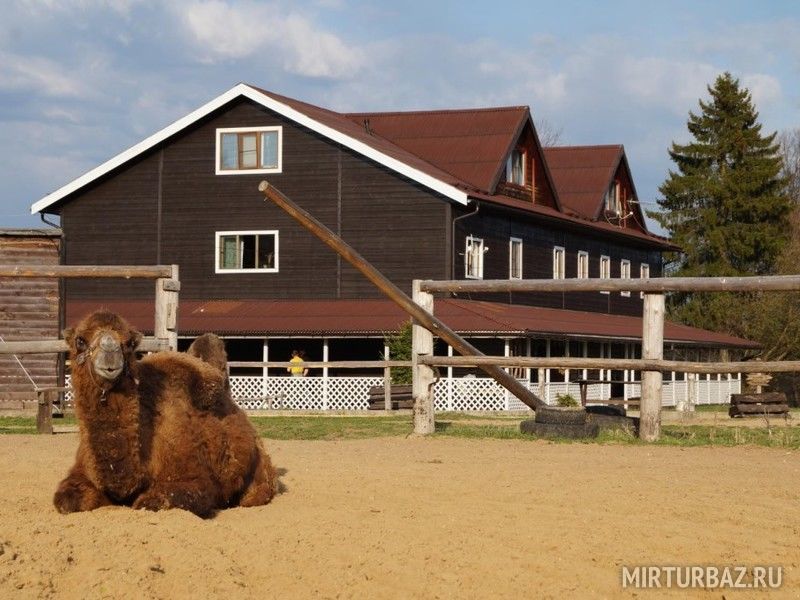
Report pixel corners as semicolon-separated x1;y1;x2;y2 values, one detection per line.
0;434;798;598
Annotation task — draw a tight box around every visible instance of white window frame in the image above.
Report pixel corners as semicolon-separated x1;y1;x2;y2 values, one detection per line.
577;251;589;279
599;255;610;294
509;237;523;280
215;230;279;274
215;126;283;175
640;263;650;298
552;246;565;280
506;148;526;186
605;181;621;215
620;259;631;296
465;235;484;279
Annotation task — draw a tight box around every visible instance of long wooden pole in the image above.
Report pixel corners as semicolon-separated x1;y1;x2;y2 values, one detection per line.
420;275;800;294
0;265;174;279
258;181;545;411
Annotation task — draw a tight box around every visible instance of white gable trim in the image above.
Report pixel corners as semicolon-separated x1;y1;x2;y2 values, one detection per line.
31;83;468;214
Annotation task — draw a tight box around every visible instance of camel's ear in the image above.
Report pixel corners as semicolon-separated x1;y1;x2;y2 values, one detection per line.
62;328;75;345
128;330;143;352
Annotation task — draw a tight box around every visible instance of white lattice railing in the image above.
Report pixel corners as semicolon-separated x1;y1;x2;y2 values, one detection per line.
61;374;741;412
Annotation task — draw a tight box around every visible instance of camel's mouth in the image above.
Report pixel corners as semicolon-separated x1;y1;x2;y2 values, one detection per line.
95;364;124;381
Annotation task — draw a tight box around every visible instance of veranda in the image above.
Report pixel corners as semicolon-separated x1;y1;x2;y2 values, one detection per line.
191;335;742;412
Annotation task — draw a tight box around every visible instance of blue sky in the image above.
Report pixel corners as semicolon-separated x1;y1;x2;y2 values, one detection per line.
1;0;798;231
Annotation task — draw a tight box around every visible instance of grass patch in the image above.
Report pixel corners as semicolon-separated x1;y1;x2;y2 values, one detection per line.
250;415;413;440
3;413;798;449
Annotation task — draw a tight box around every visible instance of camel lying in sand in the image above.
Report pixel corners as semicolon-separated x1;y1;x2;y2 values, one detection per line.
53;310;277;518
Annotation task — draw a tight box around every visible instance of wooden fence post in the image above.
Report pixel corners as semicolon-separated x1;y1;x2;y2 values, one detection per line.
154;264;180;351
412;280;435;435
640;293;665;441
36;389;53;434
383;343;392;411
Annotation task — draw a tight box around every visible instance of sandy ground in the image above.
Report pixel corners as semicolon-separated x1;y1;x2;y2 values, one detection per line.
0;435;798;599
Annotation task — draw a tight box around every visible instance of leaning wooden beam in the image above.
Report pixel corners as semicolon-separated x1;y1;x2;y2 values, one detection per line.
0;265;174;279
0;337;170;355
418;355;800;374
420;275;800;294
258;181;546;428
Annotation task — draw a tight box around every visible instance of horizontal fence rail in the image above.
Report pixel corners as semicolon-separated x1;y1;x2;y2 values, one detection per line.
419;356;800;374
0;265;175;279
420;275;800;294
228;360;412;369
0;338;170;355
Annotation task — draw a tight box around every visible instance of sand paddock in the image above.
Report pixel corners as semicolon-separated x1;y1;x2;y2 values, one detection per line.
0;434;798;599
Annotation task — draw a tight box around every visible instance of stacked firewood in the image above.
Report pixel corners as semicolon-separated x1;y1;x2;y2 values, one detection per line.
729;392;790;418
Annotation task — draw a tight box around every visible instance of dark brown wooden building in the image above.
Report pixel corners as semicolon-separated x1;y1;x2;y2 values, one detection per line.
29;84;754;384
0;229;62;409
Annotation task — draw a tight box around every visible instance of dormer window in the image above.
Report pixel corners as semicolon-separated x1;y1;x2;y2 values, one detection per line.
605;181;621;215
216;126;282;175
506;148;526;186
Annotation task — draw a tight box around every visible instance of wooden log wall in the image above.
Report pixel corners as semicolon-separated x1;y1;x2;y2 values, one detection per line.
0;230;62;410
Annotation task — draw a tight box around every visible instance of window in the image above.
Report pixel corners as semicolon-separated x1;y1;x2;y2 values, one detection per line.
216;230;278;273
506;148;526;186
216;126;282;174
620;259;631;297
465;236;484;279
552;246;565;279
605;181;621;215
640;263;650;298
599;255;610;294
577;251;589;279
509;237;523;279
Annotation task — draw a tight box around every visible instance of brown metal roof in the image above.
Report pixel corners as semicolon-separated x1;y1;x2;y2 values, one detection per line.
66;298;757;348
344;107;529;192
543;145;622;218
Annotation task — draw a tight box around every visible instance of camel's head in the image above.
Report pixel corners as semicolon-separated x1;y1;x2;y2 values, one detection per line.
64;310;142;389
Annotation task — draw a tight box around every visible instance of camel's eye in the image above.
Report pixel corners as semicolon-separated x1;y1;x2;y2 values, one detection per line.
75;337;87;351
126;337;137;349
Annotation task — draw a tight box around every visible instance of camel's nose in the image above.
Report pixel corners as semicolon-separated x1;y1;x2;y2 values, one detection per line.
98;333;120;353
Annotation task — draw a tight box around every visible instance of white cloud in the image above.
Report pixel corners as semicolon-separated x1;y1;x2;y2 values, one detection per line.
0;51;89;97
178;1;364;78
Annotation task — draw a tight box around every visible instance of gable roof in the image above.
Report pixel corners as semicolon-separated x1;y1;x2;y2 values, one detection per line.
543;145;623;218
31;83;470;215
344;106;529;192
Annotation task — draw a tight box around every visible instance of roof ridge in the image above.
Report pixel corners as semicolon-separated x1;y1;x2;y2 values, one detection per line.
345;106;528;118
544;144;623;151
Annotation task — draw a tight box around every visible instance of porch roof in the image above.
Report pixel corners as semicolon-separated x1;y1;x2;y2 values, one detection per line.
66;298;758;349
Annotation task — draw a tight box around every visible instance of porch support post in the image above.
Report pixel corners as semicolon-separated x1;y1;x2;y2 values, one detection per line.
262;339;269;400
412;280;435;435
640;292;665;441
322;338;329;410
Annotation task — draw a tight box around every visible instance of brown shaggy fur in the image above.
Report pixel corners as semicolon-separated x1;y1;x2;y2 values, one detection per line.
53;310;277;518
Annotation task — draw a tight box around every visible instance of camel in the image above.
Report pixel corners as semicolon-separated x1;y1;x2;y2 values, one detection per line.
53;310;277;518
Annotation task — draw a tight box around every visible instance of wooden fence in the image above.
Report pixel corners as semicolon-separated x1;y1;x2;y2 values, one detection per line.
413;275;800;441
0;264;180;432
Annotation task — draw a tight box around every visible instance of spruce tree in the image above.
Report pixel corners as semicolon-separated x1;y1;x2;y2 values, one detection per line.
652;72;791;333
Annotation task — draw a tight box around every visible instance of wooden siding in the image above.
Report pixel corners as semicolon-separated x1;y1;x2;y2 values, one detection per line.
60;99;450;302
452;205;662;315
0;232;61;409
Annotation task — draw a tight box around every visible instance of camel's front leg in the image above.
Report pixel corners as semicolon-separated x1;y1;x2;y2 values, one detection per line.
54;465;111;514
132;480;219;518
